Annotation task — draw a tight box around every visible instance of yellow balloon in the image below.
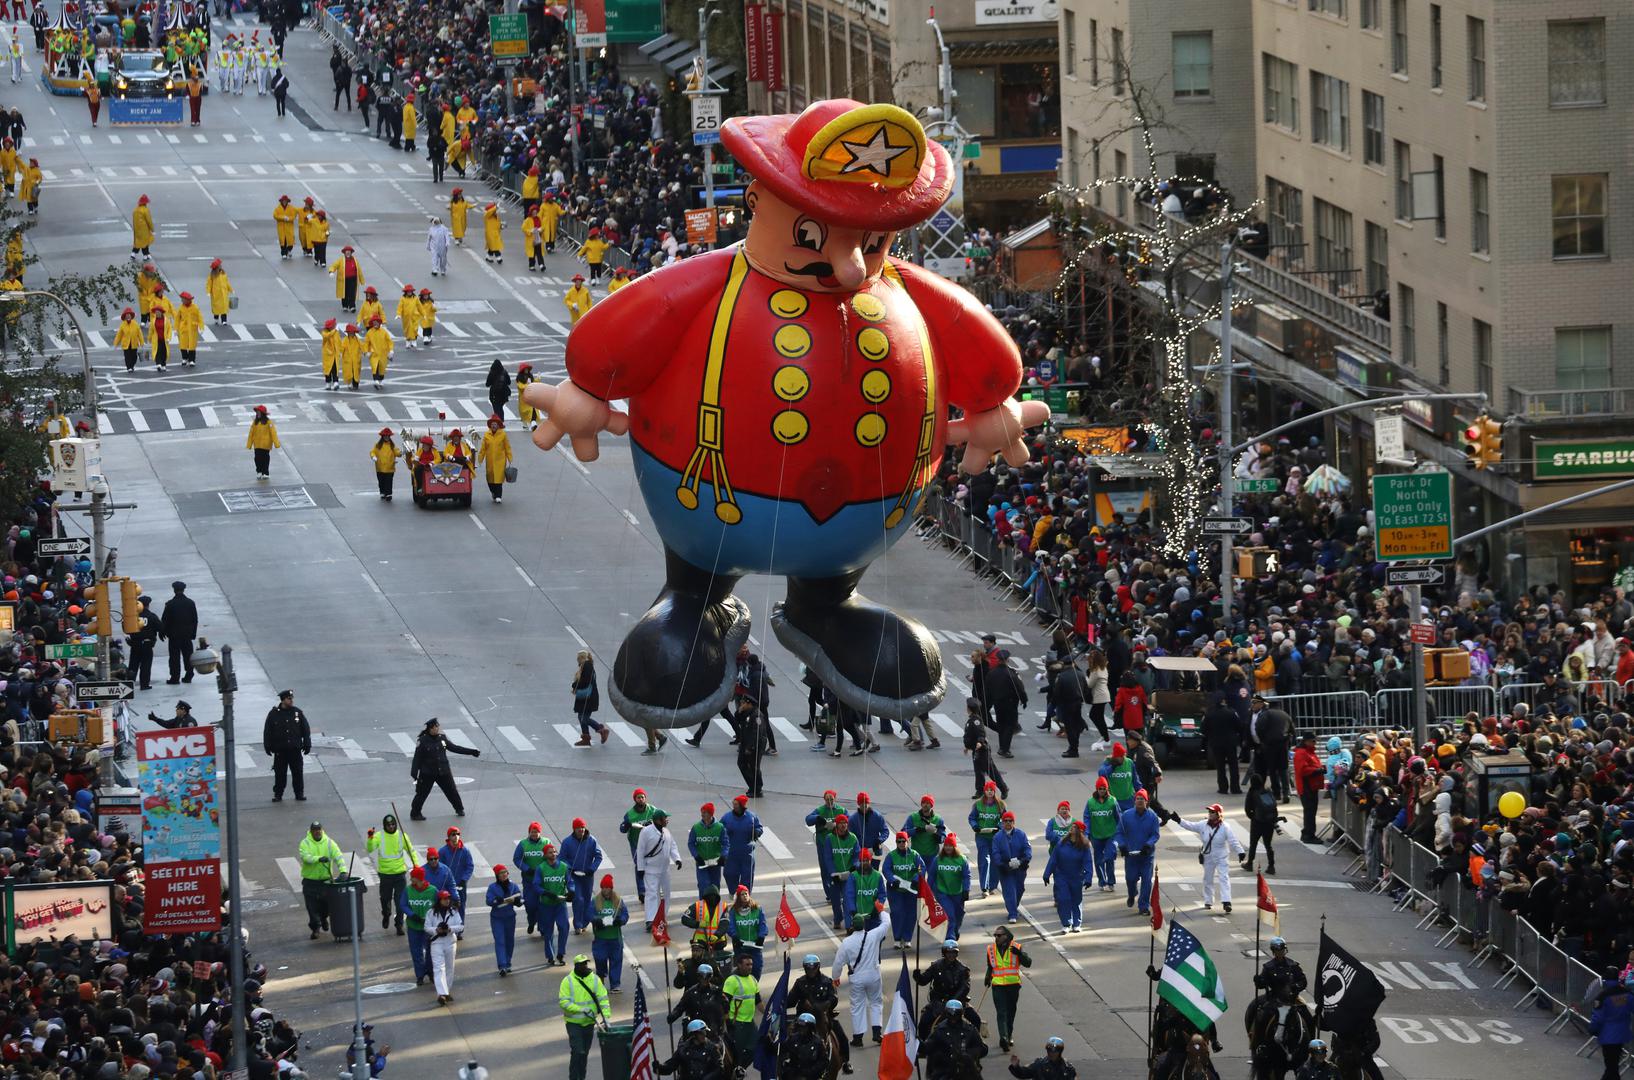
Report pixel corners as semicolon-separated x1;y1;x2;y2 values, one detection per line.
1498;791;1526;819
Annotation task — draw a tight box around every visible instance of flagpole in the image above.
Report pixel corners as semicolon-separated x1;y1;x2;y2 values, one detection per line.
662;942;675;1054
1315;914;1325;1034
1146;928;1156;1059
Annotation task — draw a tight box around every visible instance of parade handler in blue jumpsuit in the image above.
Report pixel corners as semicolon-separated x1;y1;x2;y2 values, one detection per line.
991;811;1032;924
1117;789;1163;916
486;863;523;975
560;818;604;933
722;795;763;894
883;831;926;947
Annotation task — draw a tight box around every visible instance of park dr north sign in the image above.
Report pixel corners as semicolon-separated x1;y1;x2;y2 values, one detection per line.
1534;437;1634;481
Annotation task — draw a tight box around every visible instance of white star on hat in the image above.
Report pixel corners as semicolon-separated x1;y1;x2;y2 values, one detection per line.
837;126;911;178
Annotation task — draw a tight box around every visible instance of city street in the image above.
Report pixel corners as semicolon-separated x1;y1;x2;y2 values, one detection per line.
17;22;1602;1080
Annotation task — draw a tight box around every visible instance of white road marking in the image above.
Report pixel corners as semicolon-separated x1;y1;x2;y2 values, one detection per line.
389;732;417;755
251;164;267;175
233;323;253;341
198;326;216;343
564;624;588;649
442;322;468;337
712;718;735;738
108;134;121;144
554;723;588;746
339;162;356;174
360;572;381;595
759;826;793;860
770;717;806;743
468;512;487;532
199;406;219;427
498;726;534;751
338;738;369;760
164;409;184;430
364;401;391;421
126;411;150;432
930;713;964;737
547;320;570;334
235;748;259;774
608;722;645;747
514;565;536;588
267;323;287;340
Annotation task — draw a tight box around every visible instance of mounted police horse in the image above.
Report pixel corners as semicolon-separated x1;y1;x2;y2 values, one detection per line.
1244;990;1314;1080
1149;1000;1218;1080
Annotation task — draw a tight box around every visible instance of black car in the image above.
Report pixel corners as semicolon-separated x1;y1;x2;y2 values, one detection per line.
109;50;180;99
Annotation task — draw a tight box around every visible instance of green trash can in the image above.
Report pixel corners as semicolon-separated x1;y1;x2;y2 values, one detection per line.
597;1024;633;1080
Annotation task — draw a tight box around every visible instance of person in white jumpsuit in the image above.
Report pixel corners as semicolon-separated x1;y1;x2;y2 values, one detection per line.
1172;803;1246;911
635;809;681;928
831;911;891;1044
426;890;464;1004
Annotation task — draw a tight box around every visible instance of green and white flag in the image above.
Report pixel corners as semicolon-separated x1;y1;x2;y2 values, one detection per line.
1157;921;1227;1030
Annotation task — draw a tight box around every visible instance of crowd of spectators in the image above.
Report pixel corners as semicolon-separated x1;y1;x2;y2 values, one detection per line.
0;483;298;1078
328;0;720;272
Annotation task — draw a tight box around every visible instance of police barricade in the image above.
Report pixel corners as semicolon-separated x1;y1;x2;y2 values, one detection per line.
1551;953;1600;1036
1496;681;1548;715
1503;916;1547;1004
1384;827;1420;910
1264;690;1374;739
1431;860;1466;946
1430;684;1498;721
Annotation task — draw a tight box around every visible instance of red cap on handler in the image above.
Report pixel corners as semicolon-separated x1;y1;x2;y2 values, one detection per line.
719;99;954;231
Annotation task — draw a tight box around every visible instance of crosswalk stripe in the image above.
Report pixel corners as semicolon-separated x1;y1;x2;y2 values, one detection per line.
268;323;288;340
389;731;417;755
276;853;379;892
251;163;267;175
509;321;532;335
930;713;964;736
235;748;259;774
232;324;253;341
126;411;150;433
165;408;184;430
497;725;533;751
198;326;217;343
128;165;145;176
1166;824;1202;848
300;324;321;339
554;723;587;746
200;406;219;427
85;330;107;349
455;399;487;420
442;322;468;337
759;826;794;860
364;401;391;421
221;165;236;176
476;322;499;336
108;134;121;145
608;721;645;747
136;134;151;144
222;133;237;143
442;728;475;749
338;738;369;760
339;162;356;174
770;717;806;743
464;843;494;878
713;718;736;738
334;402;358;422
161;165;177;176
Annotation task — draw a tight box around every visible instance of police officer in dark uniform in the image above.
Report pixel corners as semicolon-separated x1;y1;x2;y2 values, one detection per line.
787;953;847;1072
147;699;195;729
674;943;713;990
1295;1039;1340;1080
1254;937;1307;999
657;1019;727;1079
667;962;727;1031
262;689;311;802
408;716;480;820
1008;1036;1076;1079
914;939;971;1036
779;1013;831;1080
917;1000;987;1079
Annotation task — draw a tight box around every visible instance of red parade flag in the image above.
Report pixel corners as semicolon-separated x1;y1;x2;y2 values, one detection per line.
918;877;947;929
1150;870;1164;933
651;898;671;947
775;886;801;942
1257;873;1281;934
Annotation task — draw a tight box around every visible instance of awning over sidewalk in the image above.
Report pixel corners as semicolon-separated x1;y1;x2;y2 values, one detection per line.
638;34;738;83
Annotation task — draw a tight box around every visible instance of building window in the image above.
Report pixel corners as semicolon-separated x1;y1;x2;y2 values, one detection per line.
1361;0;1379;31
1263;54;1300;132
953;64;1061;140
1111;28;1125;95
1115;150;1127;217
1063;10;1076;76
1467;17;1486;102
1066;128;1080;187
1555;327;1612;390
1548;20;1606;107
1310;72;1350;151
1092;143;1102;205
1469;169;1489;254
1398;284;1416;366
1394;141;1412;220
1552;174;1608;258
1173;33;1212;98
1429;4;1442;88
1436;302;1450;385
1391;0;1408;75
1313;199;1355;290
1266;177;1305;267
1432;154;1446;239
1089;19;1099;84
1474;319;1493;397
1365;221;1389;296
1308;0;1344;17
1175;154;1217;182
1361;91;1384;166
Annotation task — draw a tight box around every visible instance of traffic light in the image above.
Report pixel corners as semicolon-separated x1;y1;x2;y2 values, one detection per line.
86;583;111;638
1462;414;1504;470
120;579;142;635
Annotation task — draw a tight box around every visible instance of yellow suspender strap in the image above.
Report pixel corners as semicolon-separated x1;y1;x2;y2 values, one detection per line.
677;250;748;525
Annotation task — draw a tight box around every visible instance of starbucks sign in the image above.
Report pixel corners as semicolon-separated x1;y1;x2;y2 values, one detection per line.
1534;437;1634;481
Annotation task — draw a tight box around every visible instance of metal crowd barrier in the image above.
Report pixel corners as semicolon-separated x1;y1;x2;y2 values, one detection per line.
1264;689;1373;739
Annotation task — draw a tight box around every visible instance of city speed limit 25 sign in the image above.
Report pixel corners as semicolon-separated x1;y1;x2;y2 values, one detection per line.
1371;472;1454;562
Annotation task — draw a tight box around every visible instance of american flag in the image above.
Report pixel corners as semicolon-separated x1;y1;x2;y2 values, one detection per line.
630;982;656;1080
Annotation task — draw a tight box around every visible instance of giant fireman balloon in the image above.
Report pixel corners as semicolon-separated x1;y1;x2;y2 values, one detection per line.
523;99;1049;730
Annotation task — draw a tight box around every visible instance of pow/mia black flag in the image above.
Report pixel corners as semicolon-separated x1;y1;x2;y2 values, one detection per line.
1317;930;1387;1035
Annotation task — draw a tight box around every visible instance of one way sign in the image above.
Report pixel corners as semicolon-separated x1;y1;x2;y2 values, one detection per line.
1201;517;1253;535
1386;565;1445;587
76;681;134;702
38;537;91;558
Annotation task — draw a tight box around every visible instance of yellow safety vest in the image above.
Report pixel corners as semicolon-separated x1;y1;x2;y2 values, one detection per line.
692;900;726;947
988;944;1021;986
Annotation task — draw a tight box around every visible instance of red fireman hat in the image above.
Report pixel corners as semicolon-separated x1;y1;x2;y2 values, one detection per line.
419;287;432;297
485;202;497;211
121;307;134;317
588;226;601;236
488;414;503;427
448;428;462;438
369;315;383;326
345;323;358;333
720;99;953;231
323;318;337;330
451;187;463;196
179;292;193;301
278;194;290;203
419;434;434;445
600;874;614;888
317;210;327;219
528;164;539;175
342;245;355;253
364;285;378;295
571;273;585;282
137;194;149;205
303;196;314;205
378;427;393;437
252;405;268;414
402;284;415;294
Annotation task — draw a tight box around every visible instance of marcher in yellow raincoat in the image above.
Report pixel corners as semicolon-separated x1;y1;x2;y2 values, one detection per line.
416;288;436;346
358;286;383;328
577;227;610;283
18;158;40;214
607;267;631;293
245;405;279;478
537;195;562;254
482;203;502;264
478;415;513;503
364;316;392;386
439;105;455;150
521;164;540;205
455;98;476;132
114;308;143;372
449;189;469;246
563;273;592;324
4;231;20;278
443;428;472;467
370;426;399;500
401;93;417;152
309;209;330;267
296;196;316;258
149;286;177;335
448;133;471;177
339;323;363;389
396;285;421;348
207;259;233;324
0;138;18;194
273;195;298;259
522;208;540;272
330;245;363;311
176;291;203;367
135;262;161;324
516;362;537;428
131;194;154;258
148;304;172;371
320;318;340;388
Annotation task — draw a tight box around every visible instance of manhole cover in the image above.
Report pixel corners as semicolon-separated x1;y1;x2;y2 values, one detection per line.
239;898;280;912
362;982;418;995
219;486;318;513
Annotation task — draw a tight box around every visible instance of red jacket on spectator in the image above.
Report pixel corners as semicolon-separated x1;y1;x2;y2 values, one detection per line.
1293;744;1326;795
1114;683;1146;732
